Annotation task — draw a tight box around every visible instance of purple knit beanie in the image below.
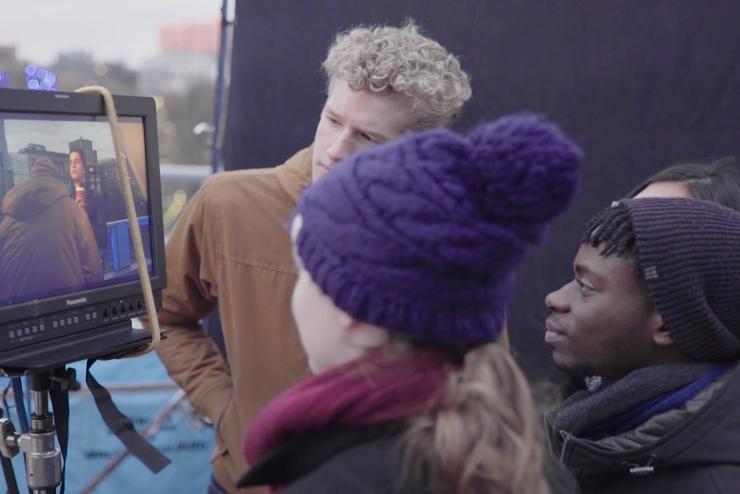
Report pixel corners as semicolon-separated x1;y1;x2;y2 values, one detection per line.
293;114;583;345
625;198;740;360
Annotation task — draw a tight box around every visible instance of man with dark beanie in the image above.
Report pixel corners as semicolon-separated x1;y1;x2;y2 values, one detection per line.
544;197;740;493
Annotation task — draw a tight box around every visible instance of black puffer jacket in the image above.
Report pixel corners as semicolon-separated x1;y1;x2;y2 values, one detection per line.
546;362;740;493
239;423;578;493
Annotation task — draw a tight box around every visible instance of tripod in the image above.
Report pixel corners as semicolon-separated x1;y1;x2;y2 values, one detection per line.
0;371;65;494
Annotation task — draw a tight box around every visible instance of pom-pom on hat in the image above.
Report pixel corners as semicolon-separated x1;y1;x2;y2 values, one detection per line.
293;114;583;345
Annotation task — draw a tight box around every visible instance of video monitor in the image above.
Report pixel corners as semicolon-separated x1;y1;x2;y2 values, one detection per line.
0;88;165;371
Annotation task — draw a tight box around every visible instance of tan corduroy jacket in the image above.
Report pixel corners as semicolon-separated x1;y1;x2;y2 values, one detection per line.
154;147;312;493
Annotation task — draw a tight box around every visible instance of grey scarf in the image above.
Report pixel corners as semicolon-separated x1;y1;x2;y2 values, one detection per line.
551;362;718;437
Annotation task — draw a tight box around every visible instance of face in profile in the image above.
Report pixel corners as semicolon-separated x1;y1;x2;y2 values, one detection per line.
544;243;662;384
69;151;86;185
311;78;415;182
289;215;367;373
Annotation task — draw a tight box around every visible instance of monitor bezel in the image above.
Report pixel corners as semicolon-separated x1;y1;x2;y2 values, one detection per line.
0;88;166;325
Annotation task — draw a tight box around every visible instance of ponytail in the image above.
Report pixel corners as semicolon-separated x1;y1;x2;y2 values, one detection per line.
397;343;549;494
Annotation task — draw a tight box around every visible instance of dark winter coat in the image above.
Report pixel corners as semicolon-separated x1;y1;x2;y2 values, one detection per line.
240;422;579;493
546;362;740;493
242;423;401;494
0;163;102;302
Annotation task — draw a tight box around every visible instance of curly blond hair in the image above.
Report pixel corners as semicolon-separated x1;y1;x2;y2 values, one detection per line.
322;21;472;129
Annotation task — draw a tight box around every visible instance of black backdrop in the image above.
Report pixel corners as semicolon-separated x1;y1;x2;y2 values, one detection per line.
223;0;740;379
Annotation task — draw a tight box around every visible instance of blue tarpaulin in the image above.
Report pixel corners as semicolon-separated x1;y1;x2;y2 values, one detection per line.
3;353;214;493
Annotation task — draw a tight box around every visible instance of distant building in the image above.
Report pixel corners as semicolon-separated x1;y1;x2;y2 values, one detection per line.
0;119;12;194
0;157;13;196
138;19;218;95
0;144;70;198
97;158;147;217
0;45;21;88
0;46;17;61
160;20;219;55
17;143;70;187
54;51;95;74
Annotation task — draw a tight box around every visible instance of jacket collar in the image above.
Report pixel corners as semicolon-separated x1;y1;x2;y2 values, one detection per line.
237;422;403;489
276;146;313;204
549;360;740;483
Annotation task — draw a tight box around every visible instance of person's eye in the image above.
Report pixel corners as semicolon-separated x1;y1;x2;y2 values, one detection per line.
576;278;593;292
359;132;375;143
325;115;340;125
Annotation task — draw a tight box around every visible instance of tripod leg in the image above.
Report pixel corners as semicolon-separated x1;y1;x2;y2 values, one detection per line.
1;443;19;494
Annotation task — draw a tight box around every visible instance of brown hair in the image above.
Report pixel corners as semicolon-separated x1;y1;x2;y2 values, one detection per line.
628;158;740;212
396;343;549;494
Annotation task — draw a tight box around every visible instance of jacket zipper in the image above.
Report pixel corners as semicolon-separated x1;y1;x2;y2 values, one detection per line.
559;430;573;463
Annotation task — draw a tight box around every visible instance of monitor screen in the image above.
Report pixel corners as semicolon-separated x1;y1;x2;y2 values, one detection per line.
0;89;165;370
0;112;154;306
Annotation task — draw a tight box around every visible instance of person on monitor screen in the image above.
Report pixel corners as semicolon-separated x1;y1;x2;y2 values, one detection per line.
69;148;106;247
544;198;740;493
236;115;582;493
150;21;478;494
69;149;88;207
0;157;103;302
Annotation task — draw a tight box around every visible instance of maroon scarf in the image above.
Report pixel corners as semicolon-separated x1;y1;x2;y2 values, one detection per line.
242;348;453;464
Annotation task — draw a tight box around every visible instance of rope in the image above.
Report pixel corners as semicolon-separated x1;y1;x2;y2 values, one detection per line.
73;85;161;356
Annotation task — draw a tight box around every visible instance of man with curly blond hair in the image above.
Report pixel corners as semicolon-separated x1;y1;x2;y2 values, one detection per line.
151;21;472;494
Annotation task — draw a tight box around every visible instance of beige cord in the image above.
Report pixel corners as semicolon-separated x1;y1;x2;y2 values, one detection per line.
74;85;161;356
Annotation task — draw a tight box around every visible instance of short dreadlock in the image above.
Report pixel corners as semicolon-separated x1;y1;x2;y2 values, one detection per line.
581;201;643;279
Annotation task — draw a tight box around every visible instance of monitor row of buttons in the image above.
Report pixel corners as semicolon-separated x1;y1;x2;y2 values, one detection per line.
51;314;86;329
6;299;145;341
8;323;46;339
7;311;100;339
103;301;145;318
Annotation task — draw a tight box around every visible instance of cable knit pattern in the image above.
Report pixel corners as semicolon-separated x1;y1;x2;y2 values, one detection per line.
294;114;583;344
625;197;740;360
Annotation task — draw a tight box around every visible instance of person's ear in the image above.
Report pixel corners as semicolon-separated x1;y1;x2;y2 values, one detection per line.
338;312;390;350
649;311;676;347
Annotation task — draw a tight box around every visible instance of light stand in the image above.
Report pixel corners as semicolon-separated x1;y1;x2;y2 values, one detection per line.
0;371;62;494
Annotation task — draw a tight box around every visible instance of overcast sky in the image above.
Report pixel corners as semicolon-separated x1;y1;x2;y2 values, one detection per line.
0;0;226;68
5;118;119;159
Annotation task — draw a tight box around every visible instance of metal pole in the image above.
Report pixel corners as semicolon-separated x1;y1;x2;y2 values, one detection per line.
211;0;232;173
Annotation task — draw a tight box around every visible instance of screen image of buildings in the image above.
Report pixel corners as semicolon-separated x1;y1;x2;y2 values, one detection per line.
0;136;150;277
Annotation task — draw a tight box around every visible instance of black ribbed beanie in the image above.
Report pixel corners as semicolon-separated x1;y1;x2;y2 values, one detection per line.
625;198;740;360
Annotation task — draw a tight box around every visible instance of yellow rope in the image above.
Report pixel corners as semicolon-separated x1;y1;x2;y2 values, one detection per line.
74;85;161;356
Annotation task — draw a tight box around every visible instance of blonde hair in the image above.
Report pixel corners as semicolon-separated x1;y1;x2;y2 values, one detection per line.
397;344;549;494
322;20;472;130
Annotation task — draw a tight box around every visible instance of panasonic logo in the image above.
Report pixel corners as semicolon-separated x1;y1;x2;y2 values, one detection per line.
66;297;88;307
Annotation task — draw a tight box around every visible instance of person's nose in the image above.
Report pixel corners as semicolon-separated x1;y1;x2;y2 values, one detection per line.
325;130;356;167
545;283;570;313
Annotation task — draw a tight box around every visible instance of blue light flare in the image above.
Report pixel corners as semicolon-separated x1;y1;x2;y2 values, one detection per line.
0;69;10;87
24;65;57;91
